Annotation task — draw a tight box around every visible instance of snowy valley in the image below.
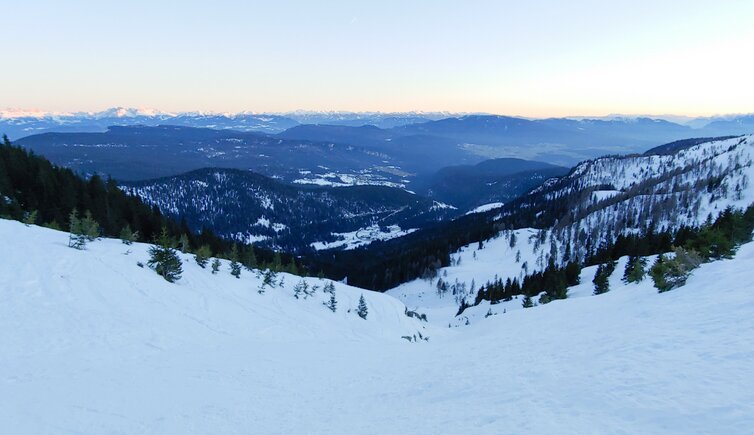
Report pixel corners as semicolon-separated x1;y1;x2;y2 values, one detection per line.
2;212;754;433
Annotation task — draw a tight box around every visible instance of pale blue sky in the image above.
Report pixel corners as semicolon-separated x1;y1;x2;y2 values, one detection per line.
3;0;753;116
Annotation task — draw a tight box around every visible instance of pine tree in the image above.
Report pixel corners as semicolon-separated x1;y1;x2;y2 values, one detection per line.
120;224;137;245
522;294;534;308
211;258;221;274
324;291;337;312
23;210;37;226
81;211;100;241
593;260;616;295
229;244;241;279
194;245;211;268
623;255;647;284
68;209;86;249
293;280;308;299
147;227;183;283
357;295;368;319
259;269;275;293
650;248;701;292
323;281;335;295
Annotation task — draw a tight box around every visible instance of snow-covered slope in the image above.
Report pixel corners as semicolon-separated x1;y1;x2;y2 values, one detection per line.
389;135;754;325
3;218;754;433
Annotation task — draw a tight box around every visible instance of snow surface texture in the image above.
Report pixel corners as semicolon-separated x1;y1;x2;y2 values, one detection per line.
3;219;754;434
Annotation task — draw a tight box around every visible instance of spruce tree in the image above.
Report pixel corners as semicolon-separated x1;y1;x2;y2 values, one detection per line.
211;258;221;274
194;245;211;268
623;255;647;284
522;294;534;308
324;291;337;312
649;254;668;291
650;248;701;292
593;260;616;295
229;244;241;279
293;280;308;299
23;210;37;226
81;211;100;241
259;269;276;293
147;227;183;283
68;209;86;249
120;224;137;245
357;294;368;319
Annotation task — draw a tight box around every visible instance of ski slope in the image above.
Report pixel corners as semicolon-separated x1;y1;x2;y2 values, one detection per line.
2;219;754;434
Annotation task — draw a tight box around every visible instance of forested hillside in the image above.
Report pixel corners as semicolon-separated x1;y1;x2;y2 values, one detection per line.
122;168;458;251
315;135;754;290
0;136;298;272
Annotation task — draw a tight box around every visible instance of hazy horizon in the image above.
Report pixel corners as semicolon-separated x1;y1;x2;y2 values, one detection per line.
4;1;754;117
2;105;753;121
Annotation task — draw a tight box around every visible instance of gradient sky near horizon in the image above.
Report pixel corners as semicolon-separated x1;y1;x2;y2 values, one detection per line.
4;0;754;117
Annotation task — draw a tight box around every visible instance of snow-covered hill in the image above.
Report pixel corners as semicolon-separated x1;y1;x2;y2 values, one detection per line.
388;135;754;324
3;215;754;433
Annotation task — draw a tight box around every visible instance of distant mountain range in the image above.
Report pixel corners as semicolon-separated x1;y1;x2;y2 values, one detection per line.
4;107;754;147
0;108;450;140
12;111;754;186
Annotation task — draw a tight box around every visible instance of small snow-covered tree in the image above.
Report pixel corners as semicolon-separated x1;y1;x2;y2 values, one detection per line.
293;280;308;299
357;295;368;319
148;227;183;283
324;291;337;312
211;258;221;274
259;269;276;293
229;244;241;279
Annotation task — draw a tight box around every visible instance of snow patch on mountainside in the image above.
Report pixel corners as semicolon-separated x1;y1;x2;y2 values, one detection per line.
466;202;505;214
311;224;417;251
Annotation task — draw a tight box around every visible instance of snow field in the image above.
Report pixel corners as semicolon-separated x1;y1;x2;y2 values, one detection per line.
2;219;754;433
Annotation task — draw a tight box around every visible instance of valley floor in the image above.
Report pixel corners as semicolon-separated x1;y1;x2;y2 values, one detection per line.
1;220;753;434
